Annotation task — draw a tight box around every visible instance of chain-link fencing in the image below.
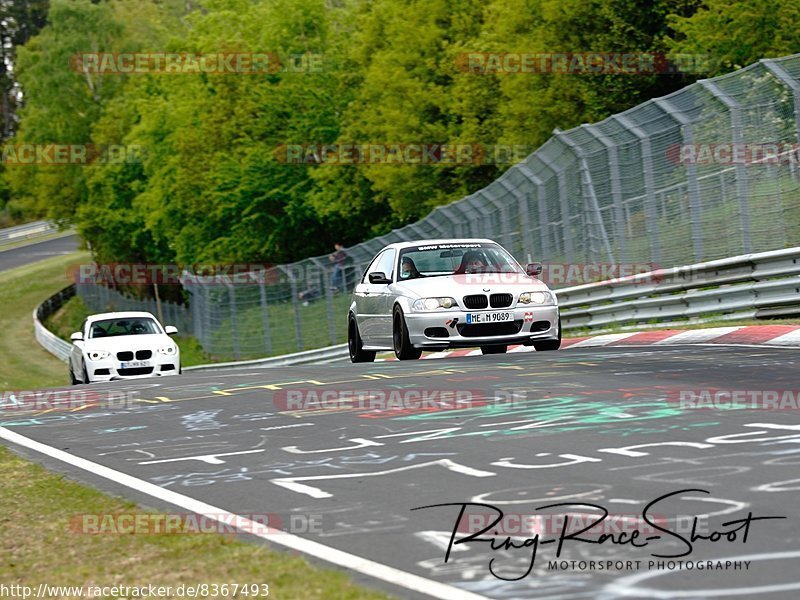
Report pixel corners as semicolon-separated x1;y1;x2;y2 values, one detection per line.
77;54;800;359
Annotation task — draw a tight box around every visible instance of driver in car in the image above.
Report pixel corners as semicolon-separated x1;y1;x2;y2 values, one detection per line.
399;256;423;280
455;250;488;274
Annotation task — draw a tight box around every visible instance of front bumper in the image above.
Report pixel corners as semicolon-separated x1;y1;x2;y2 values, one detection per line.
85;355;180;382
404;305;559;349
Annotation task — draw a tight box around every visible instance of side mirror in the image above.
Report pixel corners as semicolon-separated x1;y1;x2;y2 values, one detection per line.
525;262;543;277
70;332;83;342
368;272;391;285
164;325;178;335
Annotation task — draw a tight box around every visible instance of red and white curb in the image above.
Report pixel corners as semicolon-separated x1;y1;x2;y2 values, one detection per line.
377;325;800;361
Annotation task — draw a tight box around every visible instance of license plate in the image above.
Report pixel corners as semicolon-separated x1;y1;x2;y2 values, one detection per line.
120;360;150;369
466;311;513;324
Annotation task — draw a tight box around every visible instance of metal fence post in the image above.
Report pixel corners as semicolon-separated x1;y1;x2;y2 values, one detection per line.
535;153;575;261
700;80;752;253
584;124;628;263
614;113;663;265
498;176;531;259
278;265;303;351
653;98;705;261
556;132;615;266
518;164;552;261
762;59;800;143
226;281;240;359
258;277;272;353
311;257;337;346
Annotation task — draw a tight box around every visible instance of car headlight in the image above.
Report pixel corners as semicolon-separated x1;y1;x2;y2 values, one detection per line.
157;345;178;356
412;297;457;311
87;350;111;361
517;291;555;305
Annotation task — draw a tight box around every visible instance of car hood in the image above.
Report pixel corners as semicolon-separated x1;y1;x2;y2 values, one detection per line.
391;273;553;299
81;334;172;352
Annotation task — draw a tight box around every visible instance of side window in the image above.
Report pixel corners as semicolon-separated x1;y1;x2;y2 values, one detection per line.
362;251;385;283
362;249;396;282
81;320;88;336
377;249;396;280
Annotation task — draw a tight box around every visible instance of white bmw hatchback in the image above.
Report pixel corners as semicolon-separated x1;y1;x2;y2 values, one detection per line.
69;311;181;384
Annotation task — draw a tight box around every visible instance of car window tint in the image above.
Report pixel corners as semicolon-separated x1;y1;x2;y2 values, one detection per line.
89;318;160;338
375;249;396;279
398;243;523;276
362;251;386;283
363;249;395;282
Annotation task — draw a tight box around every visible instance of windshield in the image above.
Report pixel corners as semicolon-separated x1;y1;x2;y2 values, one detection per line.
397;242;524;279
89;318;161;338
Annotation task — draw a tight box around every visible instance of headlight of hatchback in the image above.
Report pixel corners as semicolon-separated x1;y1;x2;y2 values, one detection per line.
412;297;457;311
517;291;555;305
157;345;178;356
87;350;111;361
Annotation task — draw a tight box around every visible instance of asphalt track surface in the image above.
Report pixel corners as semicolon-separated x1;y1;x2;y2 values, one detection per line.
3;345;800;599
0;233;79;272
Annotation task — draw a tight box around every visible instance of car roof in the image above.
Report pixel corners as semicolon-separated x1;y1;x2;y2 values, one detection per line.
86;311;159;323
376;238;498;251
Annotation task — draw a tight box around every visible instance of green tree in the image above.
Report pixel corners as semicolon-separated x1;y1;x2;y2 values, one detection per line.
6;0;130;221
668;0;800;75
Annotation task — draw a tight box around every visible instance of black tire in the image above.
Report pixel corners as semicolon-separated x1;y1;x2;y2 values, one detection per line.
82;363;91;384
532;316;562;351
481;345;507;355
348;316;376;363
393;306;422;360
69;363;79;385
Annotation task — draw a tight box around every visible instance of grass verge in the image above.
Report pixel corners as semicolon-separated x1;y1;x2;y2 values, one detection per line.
0;252;391;599
0;445;391;598
0;252;89;389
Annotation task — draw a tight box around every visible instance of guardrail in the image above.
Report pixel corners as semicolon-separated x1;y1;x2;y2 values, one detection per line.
557;247;800;330
33;247;800;369
32;284;352;367
0;220;60;247
33;285;75;363
184;344;349;371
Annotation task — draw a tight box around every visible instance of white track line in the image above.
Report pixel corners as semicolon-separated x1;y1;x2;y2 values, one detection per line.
568;332;638;348
0;427;486;600
652;327;742;345
766;329;800;346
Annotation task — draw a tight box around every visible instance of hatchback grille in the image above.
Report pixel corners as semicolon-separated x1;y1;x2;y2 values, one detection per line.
463;294;488;309
490;293;513;308
117;351;134;361
136;350;152;360
457;321;522;337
